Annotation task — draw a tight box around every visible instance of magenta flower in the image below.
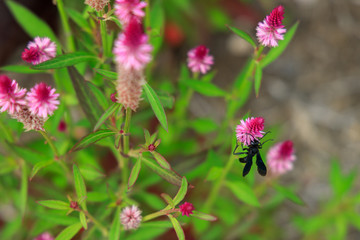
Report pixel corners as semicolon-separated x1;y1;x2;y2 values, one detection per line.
187;45;214;74
114;0;147;25
113;18;153;70
256;5;286;47
179;202;194;217
267;140;296;175
85;0;109;11
120;205;142;230
34;232;54;240
26;82;60;118
236;117;265;146
0;75;27;114
22;37;56;65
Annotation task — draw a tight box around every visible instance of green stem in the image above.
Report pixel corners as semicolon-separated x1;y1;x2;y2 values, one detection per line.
84;210;108;236
120;108;132;194
56;0;75;52
100;11;109;58
143;209;180;222
38;130;59;157
145;0;151;32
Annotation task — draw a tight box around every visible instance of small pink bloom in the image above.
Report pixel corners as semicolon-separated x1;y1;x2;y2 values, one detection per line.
113;18;153;70
179;202;194;217
58;120;67;132
26;82;60;118
236;117;265;146
114;0;147;25
85;0;109;11
256;5;286;47
22;37;56;65
120;205;142;230
34;232;54;240
110;93;117;103
267;140;296;175
0;75;27;114
187;45;214;74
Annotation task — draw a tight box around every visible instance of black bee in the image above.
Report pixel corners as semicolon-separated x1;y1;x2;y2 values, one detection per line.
233;133;272;177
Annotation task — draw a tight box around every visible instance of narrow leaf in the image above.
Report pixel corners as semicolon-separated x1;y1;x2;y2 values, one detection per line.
143;83;168;131
109;207;121;240
32;52;98;70
73;165;87;211
37;200;70;210
70;130;116;152
226;181;260;207
128;155;142;190
20;162;28;217
142;157;182;186
173;177;188;206
79;212;88;230
168;215;185;240
93;103;121;131
161;193;175;208
182;79;227;97
254;64;262;97
150;151;171;170
30;160;54;180
95;69;117;80
273;185;304;205
0;65;46;74
261;22;299;68
144;129;151;145
228;25;256;48
66;8;91;32
55;222;82;240
192;211;217;221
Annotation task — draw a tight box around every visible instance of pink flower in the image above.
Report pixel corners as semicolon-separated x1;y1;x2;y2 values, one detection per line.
26;82;60;118
179;202;194;217
11;106;46;131
0;75;27;114
113;18;153;70
256;5;286;47
34;232;54;240
22;37;56;65
114;0;147;25
187;45;214;74
267;140;296;175
236;117;265;146
120;205;142;230
85;0;109;11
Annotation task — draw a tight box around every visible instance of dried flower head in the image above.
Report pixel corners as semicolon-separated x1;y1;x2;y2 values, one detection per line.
179;202;194;217
26;82;60;118
0;75;27;114
22;37;56;65
34;232;54;240
113;18;153;70
120;205;142;230
114;0;147;25
187;45;214;74
236;117;265;146
11;106;46;131
267;140;296;175
256;6;286;47
85;0;109;11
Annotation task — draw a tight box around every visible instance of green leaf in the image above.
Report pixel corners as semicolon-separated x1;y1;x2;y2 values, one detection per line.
30;160;54;180
260;22;299;68
37;200;70;210
205;167;223;182
128;155;142;190
73;164;87;211
79;212;87;230
192;211;217;221
80;166;105;181
161;193;175;208
87;82;108;110
55;222;82;240
273;184;304;205
0;65;46;74
156;91;175;109
67;8;91;32
6;1;58;44
330;159;356;198
143;83;168;131
226;181;260;207
173;177;188;206
168;215;185;240
109;207;121;240
20;162;28;217
95;69;117;80
142;156;182;186
149;0;165;57
144;129;151;145
189;118;218;134
182;79;227;97
70;130;116;152
254;63;262;97
228;26;256;48
94;103;121;131
87;191;109;202
150;151;171;170
32;52;98;70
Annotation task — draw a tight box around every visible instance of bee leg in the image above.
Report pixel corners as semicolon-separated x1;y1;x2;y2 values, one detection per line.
242;156;253;177
239;157;246;163
256;152;267;176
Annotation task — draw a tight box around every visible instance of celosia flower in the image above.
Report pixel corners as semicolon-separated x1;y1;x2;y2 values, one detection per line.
34;232;54;240
11;106;45;131
179;202;194;217
187;45;214;74
0;75;27;114
85;0;109;12
120;205;142;230
267;140;296;175
256;5;286;47
26;82;60;118
114;0;147;25
113;18;153;70
58;120;67;132
236;117;265;146
22;37;56;65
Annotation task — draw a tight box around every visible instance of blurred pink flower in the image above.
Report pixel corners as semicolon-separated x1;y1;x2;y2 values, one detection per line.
267;140;296;175
236;117;265;146
113;18;152;70
120;205;142;230
0;75;27;114
26;82;60;118
85;0;109;11
114;0;147;25
22;37;56;65
179;202;194;217
256;5;286;47
187;45;214;74
34;232;53;240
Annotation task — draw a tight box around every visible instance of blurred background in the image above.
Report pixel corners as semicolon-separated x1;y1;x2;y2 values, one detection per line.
1;0;360;239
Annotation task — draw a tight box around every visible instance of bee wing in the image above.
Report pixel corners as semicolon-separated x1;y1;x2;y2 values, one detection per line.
242;155;253;177
256;152;267;176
